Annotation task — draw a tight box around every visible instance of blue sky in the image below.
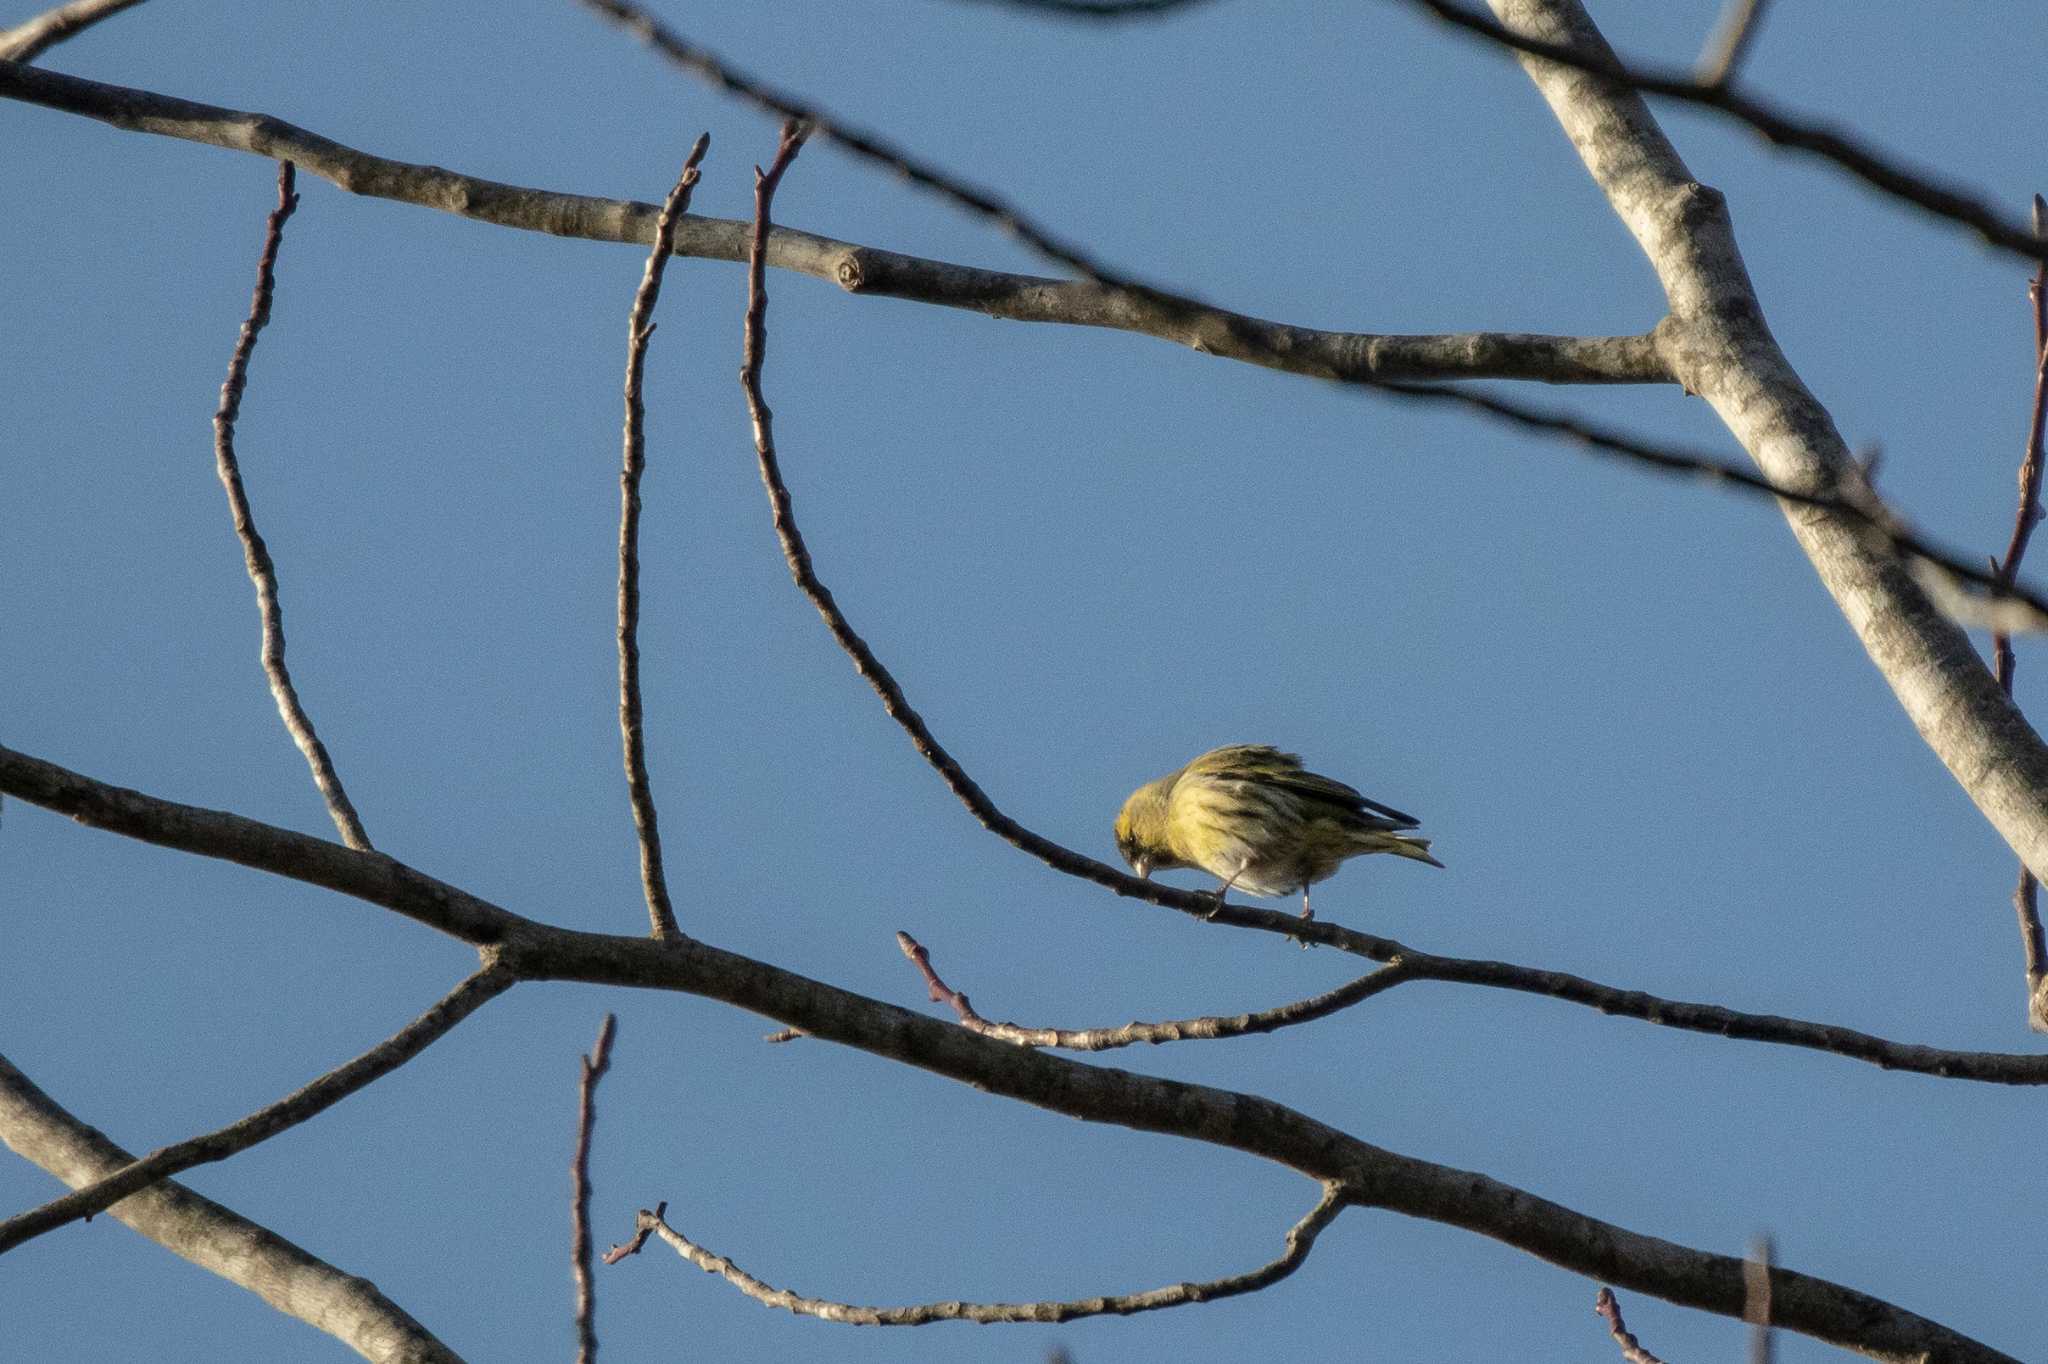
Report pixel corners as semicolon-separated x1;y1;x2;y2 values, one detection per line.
5;2;2047;1360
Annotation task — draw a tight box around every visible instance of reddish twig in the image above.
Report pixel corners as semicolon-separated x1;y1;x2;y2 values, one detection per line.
897;931;1414;1050
603;1198;664;1265
629;1183;1344;1324
617;136;710;942
1595;1287;1672;1364
1994;194;2048;1029
572;1014;618;1364
212;162;372;852
0;962;513;1255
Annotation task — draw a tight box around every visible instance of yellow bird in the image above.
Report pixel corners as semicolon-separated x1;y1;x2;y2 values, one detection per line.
1114;745;1441;919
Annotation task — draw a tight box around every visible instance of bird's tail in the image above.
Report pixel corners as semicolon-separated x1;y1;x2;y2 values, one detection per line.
1375;832;1444;869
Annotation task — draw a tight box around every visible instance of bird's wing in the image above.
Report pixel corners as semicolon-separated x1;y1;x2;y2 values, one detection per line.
1187;746;1420;828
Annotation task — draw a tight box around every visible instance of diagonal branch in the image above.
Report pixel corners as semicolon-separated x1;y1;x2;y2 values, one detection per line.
213;160;372;851
616;137;709;942
1411;0;2046;265
1695;0;1771;86
0;0;146;63
11;741;2048;1083
0;1054;465;1364
1484;0;2048;903
0;63;1660;387
612;1183;1345;1324
0;962;512;1254
0;746;2020;1362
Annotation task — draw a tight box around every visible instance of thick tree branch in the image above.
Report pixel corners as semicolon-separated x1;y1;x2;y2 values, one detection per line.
0;0;145;63
213;159;373;852
0;61;1657;387
615;138;708;942
1487;0;2048;897
0;963;512;1254
615;1183;1344;1324
0;746;2019;1361
0;1054;465;1364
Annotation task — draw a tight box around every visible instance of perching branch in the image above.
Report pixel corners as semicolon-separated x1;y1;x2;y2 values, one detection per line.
0;746;2021;1362
0;1054;465;1364
0;0;147;63
613;1183;1345;1324
899;931;1416;1050
10;741;2048;1086
212;160;372;851
616;137;709;942
572;1014;618;1364
0;962;512;1255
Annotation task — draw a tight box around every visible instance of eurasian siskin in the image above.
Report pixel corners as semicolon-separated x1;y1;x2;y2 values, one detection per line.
1113;744;1440;919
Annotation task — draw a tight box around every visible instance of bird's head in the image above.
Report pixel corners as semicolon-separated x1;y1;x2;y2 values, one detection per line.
1113;776;1175;880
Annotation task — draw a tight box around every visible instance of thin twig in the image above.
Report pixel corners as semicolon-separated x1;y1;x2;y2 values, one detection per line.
898;931;1413;1050
1408;0;2047;265
1695;0;1770;86
1996;193;2048;1029
617;136;709;941
1746;1237;1776;1364
1595;1287;1672;1364
572;1014;618;1364
15;741;2048;1086
620;1182;1344;1324
0;961;513;1255
213;162;373;851
0;1052;465;1362
0;0;147;62
937;0;1217;17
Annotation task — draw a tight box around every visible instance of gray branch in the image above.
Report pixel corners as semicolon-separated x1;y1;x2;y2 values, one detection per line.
0;1053;465;1364
0;60;1665;388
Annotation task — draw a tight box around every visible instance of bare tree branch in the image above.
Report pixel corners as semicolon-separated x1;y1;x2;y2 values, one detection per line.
0;1054;465;1363
614;1182;1344;1324
212;160;373;851
616;137;709;942
572;1014;618;1364
0;962;512;1255
1694;0;1770;87
899;931;1415;1050
0;0;146;63
934;0;1220;19
1994;193;2048;1029
0;61;1664;387
0;747;2020;1361
1483;0;2048;905
1411;0;2046;265
12;743;2048;1085
1596;1287;1673;1364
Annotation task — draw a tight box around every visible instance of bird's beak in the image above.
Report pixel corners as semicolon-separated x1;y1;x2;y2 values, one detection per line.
1133;857;1153;880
